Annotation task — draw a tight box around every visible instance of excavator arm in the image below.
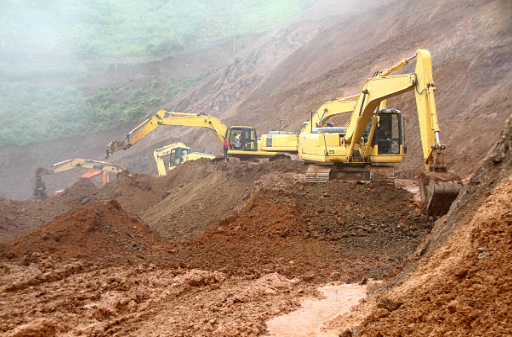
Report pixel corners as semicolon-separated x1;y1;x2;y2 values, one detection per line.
107;110;277;159
344;50;444;170
106;111;228;158
33;159;127;199
343;49;461;215
301;94;359;134
48;158;127;174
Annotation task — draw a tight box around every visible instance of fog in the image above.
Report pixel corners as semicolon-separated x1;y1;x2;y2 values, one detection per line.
0;0;319;66
0;0;390;148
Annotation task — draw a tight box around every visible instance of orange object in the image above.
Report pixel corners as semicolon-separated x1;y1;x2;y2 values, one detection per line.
81;169;103;179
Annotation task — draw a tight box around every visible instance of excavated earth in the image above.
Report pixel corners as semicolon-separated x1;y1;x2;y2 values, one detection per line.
1;0;512;336
330;115;512;336
0;155;435;336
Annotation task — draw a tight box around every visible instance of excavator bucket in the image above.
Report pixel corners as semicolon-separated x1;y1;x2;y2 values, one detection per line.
419;171;462;217
106;140;129;158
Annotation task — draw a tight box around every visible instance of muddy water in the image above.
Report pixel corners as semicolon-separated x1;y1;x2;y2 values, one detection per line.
265;283;367;337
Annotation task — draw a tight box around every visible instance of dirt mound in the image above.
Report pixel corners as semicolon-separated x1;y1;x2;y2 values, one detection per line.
0;157;304;244
0;199;51;244
174;173;432;283
0;200;171;263
0;179;108;244
94;172;170;216
0;179;107;244
141;158;307;242
337;115;512;336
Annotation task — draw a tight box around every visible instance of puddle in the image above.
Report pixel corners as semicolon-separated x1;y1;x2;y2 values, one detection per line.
265;283;367;337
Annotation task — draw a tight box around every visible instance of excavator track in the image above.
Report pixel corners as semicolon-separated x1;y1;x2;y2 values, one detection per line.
369;166;395;184
305;165;395;184
305;165;331;184
419;171;462;217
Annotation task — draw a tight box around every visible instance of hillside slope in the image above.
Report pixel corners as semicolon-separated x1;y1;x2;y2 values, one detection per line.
1;0;511;199
172;0;512;180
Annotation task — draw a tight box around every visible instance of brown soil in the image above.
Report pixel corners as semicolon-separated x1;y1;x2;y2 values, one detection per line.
331;114;512;336
0;179;98;243
0;260;317;337
0;175;168;244
0;158;305;244
0;200;171;263
0;158;433;336
0;0;512;336
176;174;431;283
142;158;307;242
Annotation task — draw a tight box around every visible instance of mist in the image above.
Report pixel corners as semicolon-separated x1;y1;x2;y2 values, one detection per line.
0;0;324;148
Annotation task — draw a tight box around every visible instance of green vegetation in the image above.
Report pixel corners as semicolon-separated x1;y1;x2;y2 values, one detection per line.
0;74;208;146
0;0;317;146
1;0;316;64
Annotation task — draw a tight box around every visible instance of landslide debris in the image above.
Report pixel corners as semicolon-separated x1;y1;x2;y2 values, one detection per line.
0;260;313;337
175;172;433;283
0;158;305;244
337;115;512;336
0;157;436;336
0;179;99;243
141;158;307;242
0;200;171;263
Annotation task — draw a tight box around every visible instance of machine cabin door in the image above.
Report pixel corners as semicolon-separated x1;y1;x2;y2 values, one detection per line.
169;147;189;168
228;127;258;151
372;112;402;154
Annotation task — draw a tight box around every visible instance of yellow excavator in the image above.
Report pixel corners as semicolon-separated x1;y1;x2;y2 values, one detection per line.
34;159;127;199
106;112;289;159
291;49;461;216
105;49;460;215
153;142;215;176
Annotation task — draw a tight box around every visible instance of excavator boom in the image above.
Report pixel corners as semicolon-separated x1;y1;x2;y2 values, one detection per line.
34;159;127;199
107;111;280;159
49;158;126;174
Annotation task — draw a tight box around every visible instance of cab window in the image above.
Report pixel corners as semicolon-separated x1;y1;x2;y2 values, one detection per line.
373;113;401;154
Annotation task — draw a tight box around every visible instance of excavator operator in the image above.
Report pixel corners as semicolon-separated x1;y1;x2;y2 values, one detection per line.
233;133;242;149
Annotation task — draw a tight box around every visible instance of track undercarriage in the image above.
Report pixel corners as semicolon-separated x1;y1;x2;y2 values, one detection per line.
305;164;461;216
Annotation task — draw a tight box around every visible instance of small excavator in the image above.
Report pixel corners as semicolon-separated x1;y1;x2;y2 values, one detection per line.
153;142;215;176
33;159;127;199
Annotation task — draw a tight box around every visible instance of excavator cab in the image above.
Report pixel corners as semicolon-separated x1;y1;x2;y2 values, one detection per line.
372;111;402;155
227;127;258;151
169;146;190;168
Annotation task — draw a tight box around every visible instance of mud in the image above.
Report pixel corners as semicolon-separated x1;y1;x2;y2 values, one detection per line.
266;283;370;337
1;0;512;335
174;173;432;283
331;115;512;336
0;261;316;337
0;159;433;336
